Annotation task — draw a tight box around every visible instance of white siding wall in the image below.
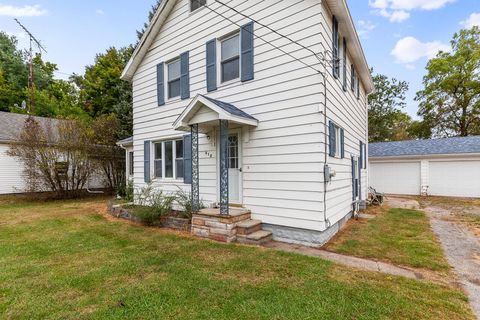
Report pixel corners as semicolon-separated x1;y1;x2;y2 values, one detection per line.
131;0;368;231
0;144;26;194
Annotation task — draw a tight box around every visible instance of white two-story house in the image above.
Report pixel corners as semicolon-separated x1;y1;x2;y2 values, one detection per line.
119;0;373;246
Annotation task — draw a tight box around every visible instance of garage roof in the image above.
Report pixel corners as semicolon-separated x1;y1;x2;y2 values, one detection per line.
0;111;61;143
369;136;480;157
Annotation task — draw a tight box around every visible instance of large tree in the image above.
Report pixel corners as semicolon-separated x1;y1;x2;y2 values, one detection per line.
416;26;480;137
368;71;412;142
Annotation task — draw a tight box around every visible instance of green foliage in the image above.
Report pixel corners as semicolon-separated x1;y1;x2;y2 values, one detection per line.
368;70;431;142
174;186;204;219
134;183;175;225
416;26;480;137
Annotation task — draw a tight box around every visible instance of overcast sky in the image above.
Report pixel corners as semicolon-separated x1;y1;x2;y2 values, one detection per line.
1;0;479;117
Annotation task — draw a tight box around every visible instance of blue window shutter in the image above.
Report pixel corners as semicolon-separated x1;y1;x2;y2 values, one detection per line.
332;16;339;79
144;141;151;183
180;51;190;100
183;134;192;184
241;21;254;82
343;37;347;91
206;39;217;92
329;121;336;157
157;63;165;106
340;129;345;158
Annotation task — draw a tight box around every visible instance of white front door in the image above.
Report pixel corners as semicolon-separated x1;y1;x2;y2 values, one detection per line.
227;131;242;203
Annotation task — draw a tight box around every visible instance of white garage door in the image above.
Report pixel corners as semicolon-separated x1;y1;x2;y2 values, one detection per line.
370;162;421;195
429;161;480;197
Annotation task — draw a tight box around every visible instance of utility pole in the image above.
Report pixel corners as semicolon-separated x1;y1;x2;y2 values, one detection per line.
14;18;47;115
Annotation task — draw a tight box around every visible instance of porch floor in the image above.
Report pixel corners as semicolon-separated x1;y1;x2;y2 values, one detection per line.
197;207;250;218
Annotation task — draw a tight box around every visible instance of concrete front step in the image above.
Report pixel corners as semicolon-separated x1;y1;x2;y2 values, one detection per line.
237;230;273;245
236;219;262;235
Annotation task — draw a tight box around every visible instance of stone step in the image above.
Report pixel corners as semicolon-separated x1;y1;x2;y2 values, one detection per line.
236;219;262;235
237;230;272;245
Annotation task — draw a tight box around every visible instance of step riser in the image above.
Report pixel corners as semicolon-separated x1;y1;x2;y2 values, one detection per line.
237;235;272;245
237;223;262;235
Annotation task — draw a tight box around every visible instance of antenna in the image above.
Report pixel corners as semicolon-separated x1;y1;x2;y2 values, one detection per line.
14;18;47;115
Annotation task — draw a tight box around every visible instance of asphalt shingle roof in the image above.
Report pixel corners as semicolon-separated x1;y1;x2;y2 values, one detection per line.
0;111;61;143
369;136;480;157
201;95;257;121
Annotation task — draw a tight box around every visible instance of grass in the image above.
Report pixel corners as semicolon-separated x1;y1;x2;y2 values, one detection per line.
325;207;450;272
0;199;474;319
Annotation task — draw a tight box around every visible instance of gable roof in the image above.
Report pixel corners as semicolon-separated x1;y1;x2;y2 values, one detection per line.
173;94;258;132
0;111;61;143
121;0;374;93
201;96;257;121
369;136;480;158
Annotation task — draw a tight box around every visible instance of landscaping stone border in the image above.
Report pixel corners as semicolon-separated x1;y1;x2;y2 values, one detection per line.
107;201;191;231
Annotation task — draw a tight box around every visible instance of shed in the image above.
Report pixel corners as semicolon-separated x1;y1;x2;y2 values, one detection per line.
369;136;480;198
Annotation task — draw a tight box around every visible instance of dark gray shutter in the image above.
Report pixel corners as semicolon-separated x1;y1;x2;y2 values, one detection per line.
357;78;360;99
359;141;364;169
206;39;217;92
180;51;190;100
144;140;151;183
340;129;345;158
351;157;356;201
157;63;165;106
343;37;347;91
183;134;192;184
329;121;336;157
241;21;254;82
332;16;339;78
351;64;355;92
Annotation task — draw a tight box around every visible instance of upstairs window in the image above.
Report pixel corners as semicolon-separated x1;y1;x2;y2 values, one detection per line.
332;16;340;78
221;34;240;83
191;0;206;12
167;59;181;99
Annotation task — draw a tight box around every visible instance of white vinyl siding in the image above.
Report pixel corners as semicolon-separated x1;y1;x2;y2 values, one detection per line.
130;0;368;231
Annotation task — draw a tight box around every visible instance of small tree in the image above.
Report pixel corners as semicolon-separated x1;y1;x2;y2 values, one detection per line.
90;114;126;193
8;117;93;198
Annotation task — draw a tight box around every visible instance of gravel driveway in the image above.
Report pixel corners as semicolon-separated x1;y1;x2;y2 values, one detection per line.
425;205;480;319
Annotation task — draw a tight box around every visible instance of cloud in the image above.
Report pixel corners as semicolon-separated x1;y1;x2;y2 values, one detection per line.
357;20;376;38
369;0;455;22
460;12;480;28
0;4;47;17
95;9;104;15
391;36;450;65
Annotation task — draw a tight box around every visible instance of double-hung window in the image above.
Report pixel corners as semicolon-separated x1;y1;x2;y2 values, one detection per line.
191;0;206;12
154;139;184;180
334;126;342;157
221;34;240;83
167;59;181;99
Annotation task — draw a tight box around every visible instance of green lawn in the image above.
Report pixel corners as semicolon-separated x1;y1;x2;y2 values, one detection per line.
0;199;474;319
325;208;450;272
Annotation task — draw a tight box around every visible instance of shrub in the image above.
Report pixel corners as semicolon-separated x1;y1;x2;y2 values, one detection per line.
175;186;204;219
133;183;174;225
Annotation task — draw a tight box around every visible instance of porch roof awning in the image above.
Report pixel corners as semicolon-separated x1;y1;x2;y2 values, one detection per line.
173;94;258;132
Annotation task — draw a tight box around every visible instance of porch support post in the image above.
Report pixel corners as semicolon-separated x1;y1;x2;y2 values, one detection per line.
219;119;229;215
191;124;200;213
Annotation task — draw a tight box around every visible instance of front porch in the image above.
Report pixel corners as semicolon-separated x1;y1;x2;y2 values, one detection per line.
174;94;272;244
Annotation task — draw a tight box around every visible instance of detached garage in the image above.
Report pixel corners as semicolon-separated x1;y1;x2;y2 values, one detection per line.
369;136;480;198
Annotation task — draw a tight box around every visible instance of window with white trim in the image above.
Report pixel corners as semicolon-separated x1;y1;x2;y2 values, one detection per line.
167;59;181;99
334;126;341;157
191;0;206;12
220;34;240;83
154;139;184;180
